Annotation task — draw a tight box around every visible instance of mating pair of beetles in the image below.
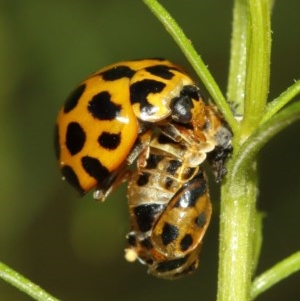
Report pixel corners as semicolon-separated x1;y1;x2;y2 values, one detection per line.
55;58;232;279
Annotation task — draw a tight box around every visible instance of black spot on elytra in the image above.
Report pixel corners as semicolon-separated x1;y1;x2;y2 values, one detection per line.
155;257;187;272
61;165;85;195
66;122;86;155
54;123;60;160
137;172;150;186
130;79;166;116
161;223;179;246
81;156;110;181
195;212;207;228
100;65;135;81
134;204;164;232
174;173;207;208
180;234;193;251
98;132;121;150
64;84;86;113
145;65;178;80
88;91;121;120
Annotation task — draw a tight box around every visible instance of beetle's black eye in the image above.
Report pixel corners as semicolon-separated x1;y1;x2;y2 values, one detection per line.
170;85;200;124
170;96;193;123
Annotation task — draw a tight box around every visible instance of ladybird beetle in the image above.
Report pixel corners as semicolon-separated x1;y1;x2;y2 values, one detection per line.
55;58;232;279
124;99;231;279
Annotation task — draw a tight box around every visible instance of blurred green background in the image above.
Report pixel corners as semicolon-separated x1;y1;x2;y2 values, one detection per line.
1;0;299;300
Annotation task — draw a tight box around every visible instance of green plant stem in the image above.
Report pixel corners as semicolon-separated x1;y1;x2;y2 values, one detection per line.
251;252;300;300
217;100;300;301
0;262;61;301
143;0;238;133
217;0;272;300
217;156;257;301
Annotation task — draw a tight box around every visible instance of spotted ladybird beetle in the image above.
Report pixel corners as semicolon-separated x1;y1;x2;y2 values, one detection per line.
55;58;232;279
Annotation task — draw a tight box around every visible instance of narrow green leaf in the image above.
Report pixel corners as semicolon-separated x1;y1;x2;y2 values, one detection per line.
230;101;300;180
142;0;238;133
262;80;300;124
0;262;60;301
251;252;300;300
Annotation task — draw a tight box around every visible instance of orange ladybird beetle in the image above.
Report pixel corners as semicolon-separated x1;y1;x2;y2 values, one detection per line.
55;58;232;279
